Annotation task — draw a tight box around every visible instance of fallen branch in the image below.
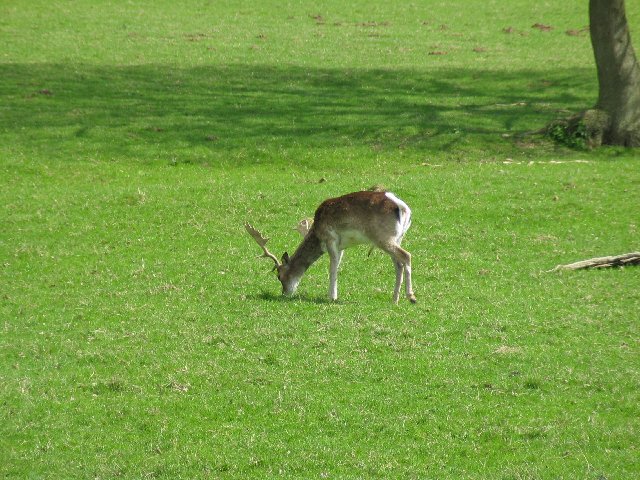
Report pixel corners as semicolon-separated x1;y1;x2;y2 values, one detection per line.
548;252;640;272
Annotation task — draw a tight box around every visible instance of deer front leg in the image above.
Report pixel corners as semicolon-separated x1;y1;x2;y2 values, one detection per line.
328;245;343;301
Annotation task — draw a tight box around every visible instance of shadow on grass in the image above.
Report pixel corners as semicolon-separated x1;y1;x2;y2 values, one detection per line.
254;291;335;305
0;62;595;162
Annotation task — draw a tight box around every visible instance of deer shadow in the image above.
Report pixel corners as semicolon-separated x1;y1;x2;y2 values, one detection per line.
254;291;342;305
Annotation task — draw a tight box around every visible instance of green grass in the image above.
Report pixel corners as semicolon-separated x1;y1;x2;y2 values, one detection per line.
1;1;639;478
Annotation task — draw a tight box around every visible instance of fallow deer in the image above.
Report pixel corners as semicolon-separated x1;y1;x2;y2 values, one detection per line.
245;190;416;303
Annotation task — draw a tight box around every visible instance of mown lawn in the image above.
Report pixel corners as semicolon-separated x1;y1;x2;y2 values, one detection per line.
1;1;639;478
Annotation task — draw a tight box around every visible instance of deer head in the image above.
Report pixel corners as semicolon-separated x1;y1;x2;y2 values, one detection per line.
244;223;295;294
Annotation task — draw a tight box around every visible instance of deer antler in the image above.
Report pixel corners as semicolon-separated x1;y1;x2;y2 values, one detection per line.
244;223;281;270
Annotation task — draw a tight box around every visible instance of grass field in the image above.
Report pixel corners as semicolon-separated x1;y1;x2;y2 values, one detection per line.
1;1;639;478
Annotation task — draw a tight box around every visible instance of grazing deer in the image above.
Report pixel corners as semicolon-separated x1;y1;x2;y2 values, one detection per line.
245;190;416;303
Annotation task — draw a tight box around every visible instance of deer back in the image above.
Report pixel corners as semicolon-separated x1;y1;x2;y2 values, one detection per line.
312;191;411;249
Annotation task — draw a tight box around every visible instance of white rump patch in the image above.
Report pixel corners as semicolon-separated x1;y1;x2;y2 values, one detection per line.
385;192;412;237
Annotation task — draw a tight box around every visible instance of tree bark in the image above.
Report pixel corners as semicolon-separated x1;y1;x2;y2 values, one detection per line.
589;0;640;146
548;252;640;272
544;0;640;147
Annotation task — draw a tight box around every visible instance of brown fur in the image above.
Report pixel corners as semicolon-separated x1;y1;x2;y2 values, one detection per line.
276;191;415;303
312;191;400;247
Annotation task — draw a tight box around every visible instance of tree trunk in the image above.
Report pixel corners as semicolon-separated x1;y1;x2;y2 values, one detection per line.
588;0;640;146
544;0;640;147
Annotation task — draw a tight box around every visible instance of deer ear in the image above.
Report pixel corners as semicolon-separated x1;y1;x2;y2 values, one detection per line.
295;218;313;237
281;252;290;264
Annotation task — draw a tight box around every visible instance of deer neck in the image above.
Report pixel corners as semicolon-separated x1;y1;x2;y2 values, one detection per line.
285;230;324;283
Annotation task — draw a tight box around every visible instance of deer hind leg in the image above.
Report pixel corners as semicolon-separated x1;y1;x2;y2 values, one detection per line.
393;260;404;304
403;253;416;303
382;243;416;304
327;244;343;301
